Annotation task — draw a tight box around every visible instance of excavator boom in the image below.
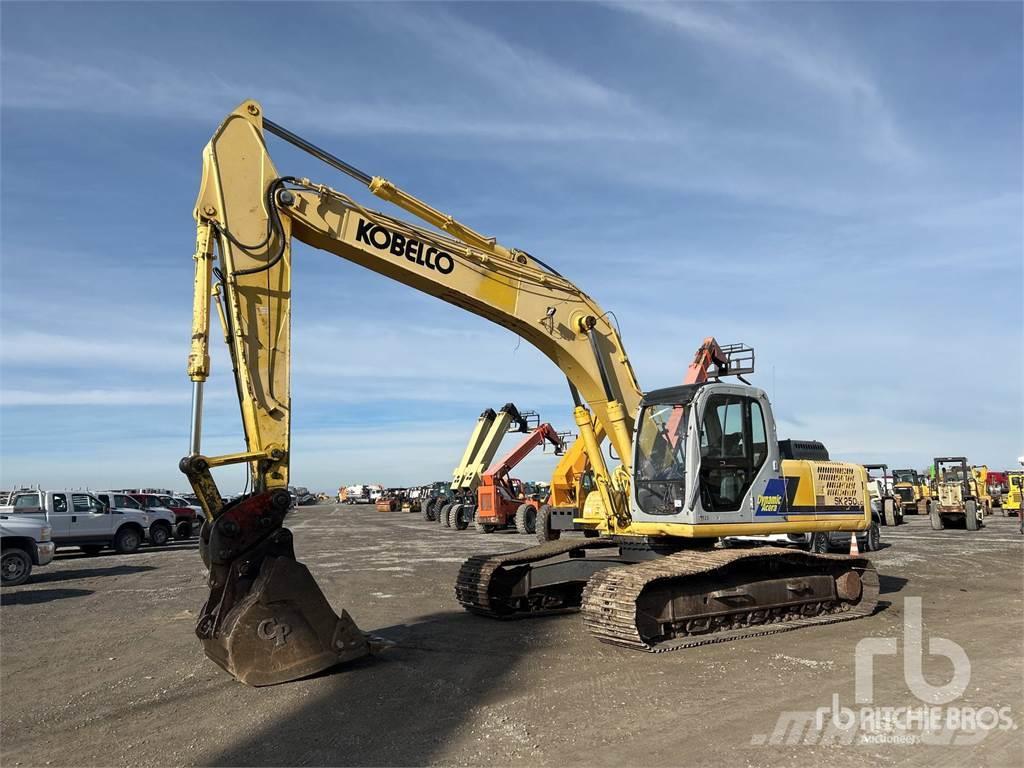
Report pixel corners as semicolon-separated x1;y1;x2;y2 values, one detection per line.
183;102;642;684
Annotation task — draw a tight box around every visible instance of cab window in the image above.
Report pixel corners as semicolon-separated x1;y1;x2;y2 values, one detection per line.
699;394;769;512
751;401;767;466
13;494;42;510
72;494;103;513
635;403;687;515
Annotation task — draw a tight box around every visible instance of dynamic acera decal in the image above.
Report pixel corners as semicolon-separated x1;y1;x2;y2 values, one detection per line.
755;477;787;516
355;218;455;275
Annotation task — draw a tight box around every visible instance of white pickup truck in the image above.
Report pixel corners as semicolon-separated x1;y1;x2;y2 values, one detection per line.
2;490;150;556
94;491;175;546
1;513;55;586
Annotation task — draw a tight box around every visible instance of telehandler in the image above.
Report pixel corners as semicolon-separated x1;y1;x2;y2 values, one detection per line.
421;405;529;525
474;422;565;534
181;101;878;686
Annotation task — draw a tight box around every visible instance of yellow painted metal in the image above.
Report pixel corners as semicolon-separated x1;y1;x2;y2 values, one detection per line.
573;406;625;530
190;101;641;500
548;426;604;509
893;469;932;508
187;221;215;381
285;189;641;460
203;449;279;468
449;410;496;491
460;409;518;491
622;517;868;538
367;177;515;260
972;465;993;508
189;99;865;540
1005;472;1023;513
193;102;292;490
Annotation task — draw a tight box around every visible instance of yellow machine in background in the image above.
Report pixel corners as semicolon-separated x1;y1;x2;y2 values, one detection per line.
1003;472;1022;515
892;468;932;514
419;404;530;525
971;465;994;514
181;101;878;686
932;457;986;531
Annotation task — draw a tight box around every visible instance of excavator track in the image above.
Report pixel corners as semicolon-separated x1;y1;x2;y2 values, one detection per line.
581;546;878;652
456;539;619;618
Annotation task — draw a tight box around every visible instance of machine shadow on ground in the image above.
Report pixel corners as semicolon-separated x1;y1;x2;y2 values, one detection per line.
208;609;552;766
0;587;94;606
21;564;156;584
878;574;909;595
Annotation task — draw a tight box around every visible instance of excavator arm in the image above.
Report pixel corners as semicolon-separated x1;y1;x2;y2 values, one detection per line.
183;101;642;685
185;101;640;513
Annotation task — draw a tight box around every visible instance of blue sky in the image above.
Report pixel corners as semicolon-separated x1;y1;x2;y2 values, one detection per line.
1;1;1021;493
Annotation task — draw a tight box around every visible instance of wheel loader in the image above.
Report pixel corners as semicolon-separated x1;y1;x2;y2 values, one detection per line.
891;468;931;514
180;101;879;685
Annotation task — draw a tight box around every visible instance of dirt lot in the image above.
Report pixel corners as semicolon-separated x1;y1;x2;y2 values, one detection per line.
2;506;1021;767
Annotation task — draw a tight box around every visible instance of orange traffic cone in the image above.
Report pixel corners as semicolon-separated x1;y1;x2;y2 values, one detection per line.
849;531;860;557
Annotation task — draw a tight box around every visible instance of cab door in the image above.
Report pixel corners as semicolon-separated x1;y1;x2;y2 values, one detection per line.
69;493;112;539
46;493;73;538
694;387;778;524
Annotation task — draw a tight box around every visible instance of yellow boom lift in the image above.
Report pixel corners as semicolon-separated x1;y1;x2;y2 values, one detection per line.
183;101;878;686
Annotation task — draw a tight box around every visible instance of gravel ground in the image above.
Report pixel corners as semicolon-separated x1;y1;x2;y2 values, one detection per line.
2;506;1021;767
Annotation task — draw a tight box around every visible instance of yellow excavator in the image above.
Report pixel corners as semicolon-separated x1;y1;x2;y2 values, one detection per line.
182;101;878;686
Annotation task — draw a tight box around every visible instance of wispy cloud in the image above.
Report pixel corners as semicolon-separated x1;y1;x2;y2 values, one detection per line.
0;388;192;406
0;41;668;144
0;331;183;369
612;2;921;168
360;5;617;110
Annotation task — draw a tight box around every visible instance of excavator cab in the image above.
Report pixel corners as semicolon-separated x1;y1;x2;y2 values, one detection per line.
628;382;781;527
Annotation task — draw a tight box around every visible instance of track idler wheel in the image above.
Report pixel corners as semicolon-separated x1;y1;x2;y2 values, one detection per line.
196;490;374;686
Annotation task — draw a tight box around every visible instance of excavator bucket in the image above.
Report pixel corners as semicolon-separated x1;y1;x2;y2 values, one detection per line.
195;490;374;686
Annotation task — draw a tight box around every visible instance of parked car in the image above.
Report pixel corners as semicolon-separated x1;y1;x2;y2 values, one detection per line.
1;490;148;556
1;511;55;586
289;487;316;506
170;496;204;518
163;495;204;532
95;491;174;546
128;493;196;539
